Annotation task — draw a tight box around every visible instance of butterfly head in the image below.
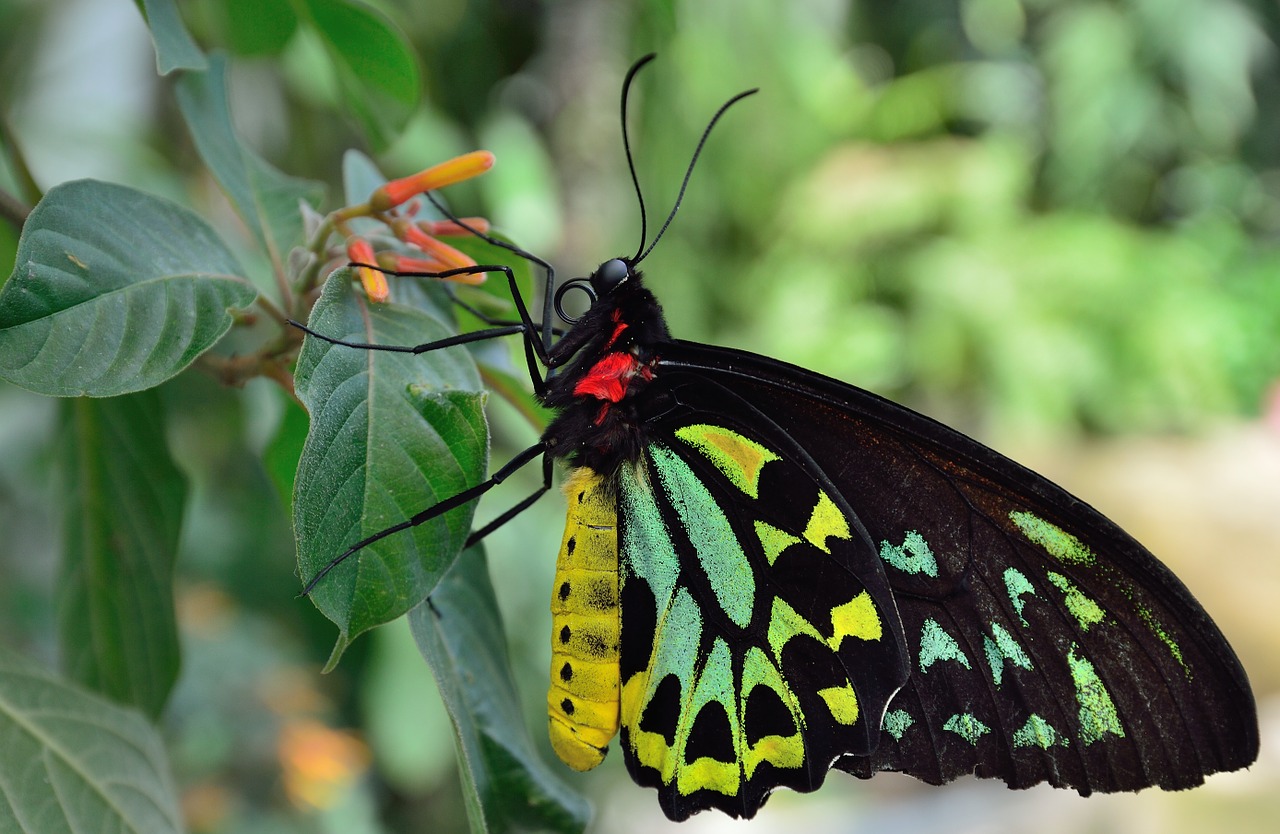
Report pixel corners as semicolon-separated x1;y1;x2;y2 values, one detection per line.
553;257;637;323
593;258;634;294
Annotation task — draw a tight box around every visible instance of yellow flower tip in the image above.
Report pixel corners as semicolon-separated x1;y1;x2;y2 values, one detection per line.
358;265;390;302
369;150;496;211
345;238;389;302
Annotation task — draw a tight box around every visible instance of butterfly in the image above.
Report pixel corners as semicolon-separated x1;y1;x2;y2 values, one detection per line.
297;55;1259;822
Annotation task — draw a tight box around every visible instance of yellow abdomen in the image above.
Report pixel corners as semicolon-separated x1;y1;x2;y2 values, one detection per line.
548;467;621;771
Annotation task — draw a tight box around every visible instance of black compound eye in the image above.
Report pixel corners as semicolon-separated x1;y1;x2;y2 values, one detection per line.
592;258;631;294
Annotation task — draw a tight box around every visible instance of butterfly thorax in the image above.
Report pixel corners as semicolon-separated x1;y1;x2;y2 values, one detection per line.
541;265;672;474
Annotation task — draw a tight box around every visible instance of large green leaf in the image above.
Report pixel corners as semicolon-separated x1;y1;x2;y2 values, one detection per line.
293;271;488;646
175;55;325;278
0;645;182;834
58;391;184;719
0;180;257;397
136;0;207;73
301;0;421;149
410;551;591;834
221;0;298;55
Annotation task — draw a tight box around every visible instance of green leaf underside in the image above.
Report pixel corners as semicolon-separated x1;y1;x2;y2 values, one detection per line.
221;0;298;55
175;55;325;277
293;271;488;642
409;551;590;834
0;645;182;834
0;180;256;397
302;0;421;149
58;391;184;719
137;0;207;73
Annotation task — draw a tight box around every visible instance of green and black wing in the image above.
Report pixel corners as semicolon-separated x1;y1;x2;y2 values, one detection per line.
613;339;1257;820
614;390;911;820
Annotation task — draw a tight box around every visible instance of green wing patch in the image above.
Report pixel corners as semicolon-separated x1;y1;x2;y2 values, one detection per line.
615;424;907;820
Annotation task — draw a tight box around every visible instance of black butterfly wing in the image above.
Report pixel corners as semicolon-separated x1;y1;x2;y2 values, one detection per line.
646;340;1257;796
613;392;912;820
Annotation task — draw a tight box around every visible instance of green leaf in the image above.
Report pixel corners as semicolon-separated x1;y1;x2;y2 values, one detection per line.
222;0;298;55
0;180;257;397
0;644;183;834
175;54;325;277
58;391;183;719
341;148;390;207
301;0;422;149
136;0;207;73
294;271;488;645
263;394;311;509
410;551;591;834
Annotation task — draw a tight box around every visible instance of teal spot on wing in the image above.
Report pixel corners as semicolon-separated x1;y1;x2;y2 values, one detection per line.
681;638;740;760
1004;568;1037;626
648;587;704;701
649;443;755;628
1013;714;1066;749
883;709;914;741
1047;571;1105;631
879;531;939;576
1135;604;1190;676
1010;511;1095;565
919;619;971;672
1067;644;1124;743
983;621;1032;686
943;713;990;745
619;459;679;614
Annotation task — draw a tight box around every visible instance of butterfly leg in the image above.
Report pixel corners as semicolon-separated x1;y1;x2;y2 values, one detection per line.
300;440;550;596
291;262;551;396
424;192;559;358
465;452;555;547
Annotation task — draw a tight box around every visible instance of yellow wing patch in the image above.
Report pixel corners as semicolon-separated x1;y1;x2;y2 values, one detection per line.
802;489;852;553
829;591;883;648
674;424;780;499
754;520;801;565
818;684;860;725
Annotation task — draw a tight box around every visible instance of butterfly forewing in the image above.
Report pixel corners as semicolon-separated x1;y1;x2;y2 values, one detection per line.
653;341;1257;796
614;408;911;820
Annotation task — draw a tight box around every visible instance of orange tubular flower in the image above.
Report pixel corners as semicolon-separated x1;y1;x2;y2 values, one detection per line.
346;237;389;302
387;256;449;274
392;219;487;285
368;151;495;212
422;217;491;237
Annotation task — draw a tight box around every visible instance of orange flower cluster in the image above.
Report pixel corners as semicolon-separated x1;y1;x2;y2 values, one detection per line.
340;151;495;303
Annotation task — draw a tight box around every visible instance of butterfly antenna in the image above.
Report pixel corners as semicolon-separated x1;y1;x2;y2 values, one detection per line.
632;85;759;266
622;54;657;262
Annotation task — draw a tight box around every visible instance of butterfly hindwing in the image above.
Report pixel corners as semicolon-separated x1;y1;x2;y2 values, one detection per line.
651;341;1257;796
614;406;911;820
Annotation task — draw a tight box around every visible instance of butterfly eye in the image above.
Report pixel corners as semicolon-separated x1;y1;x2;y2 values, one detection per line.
592;258;631;294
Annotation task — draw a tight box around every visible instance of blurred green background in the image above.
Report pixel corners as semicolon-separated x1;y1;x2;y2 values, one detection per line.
1;0;1278;832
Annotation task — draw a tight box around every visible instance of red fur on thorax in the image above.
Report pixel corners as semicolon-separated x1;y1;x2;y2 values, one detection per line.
574;351;640;403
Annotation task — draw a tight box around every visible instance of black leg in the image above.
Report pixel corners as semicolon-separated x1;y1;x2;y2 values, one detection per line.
464;453;555;547
300;440;549;596
290;318;526;354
